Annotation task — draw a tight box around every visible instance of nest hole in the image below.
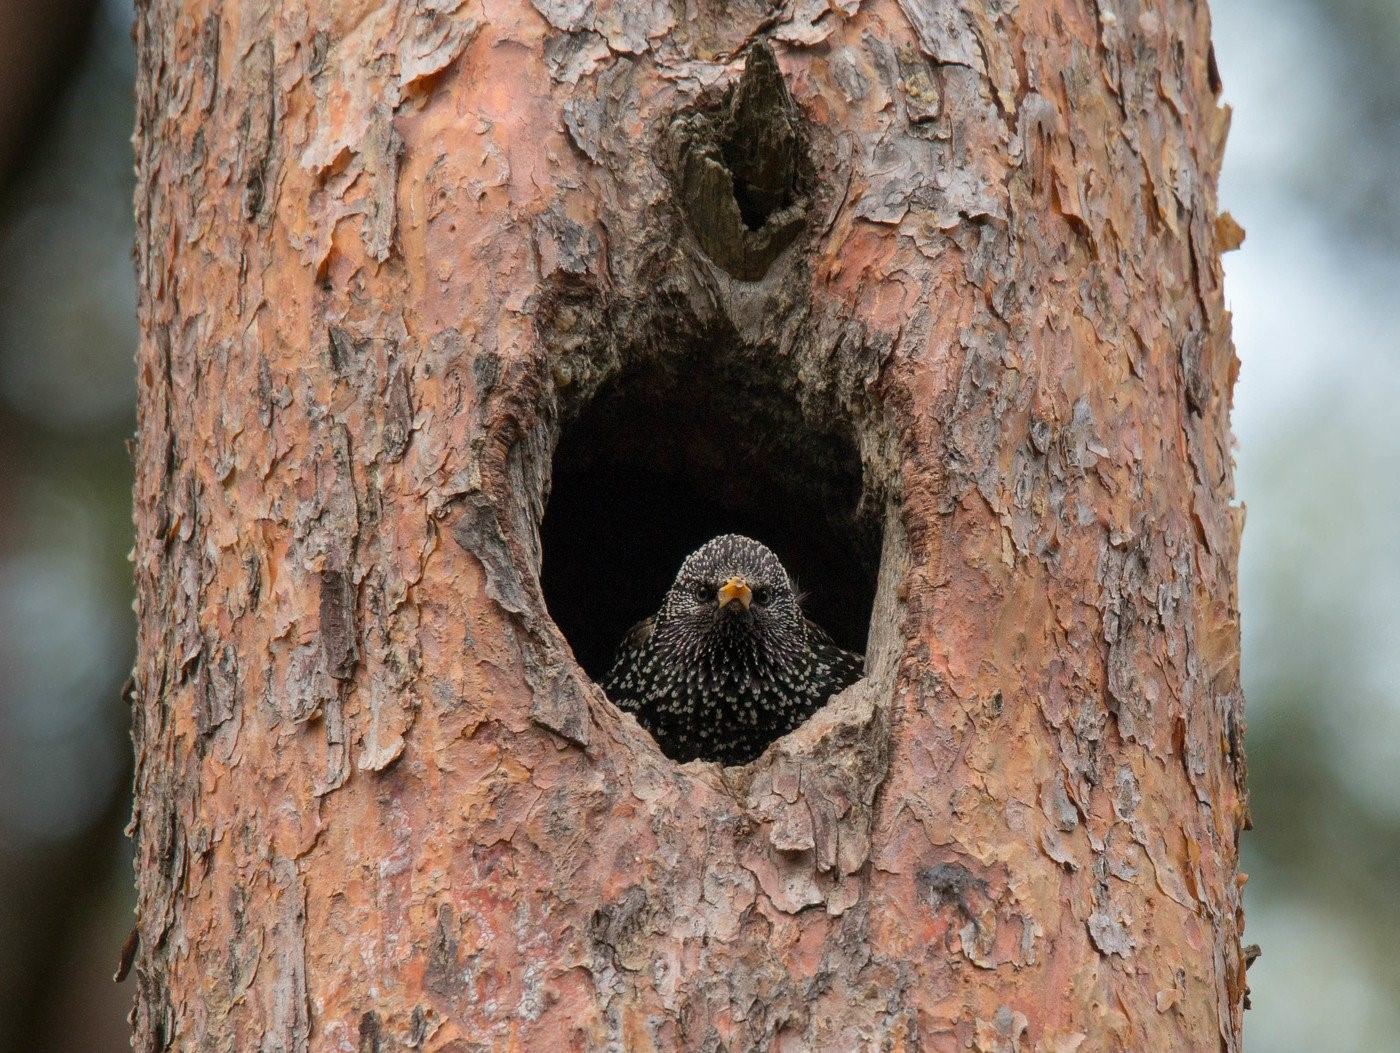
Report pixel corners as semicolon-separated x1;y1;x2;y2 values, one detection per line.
541;351;881;685
672;43;811;280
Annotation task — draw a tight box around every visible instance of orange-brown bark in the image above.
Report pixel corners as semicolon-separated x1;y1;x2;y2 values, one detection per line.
129;0;1248;1049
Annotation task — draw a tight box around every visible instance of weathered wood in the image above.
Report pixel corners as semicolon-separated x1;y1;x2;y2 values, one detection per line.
130;0;1248;1049
672;43;811;279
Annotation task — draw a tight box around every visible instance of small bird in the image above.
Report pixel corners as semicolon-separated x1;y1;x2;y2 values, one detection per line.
604;534;864;765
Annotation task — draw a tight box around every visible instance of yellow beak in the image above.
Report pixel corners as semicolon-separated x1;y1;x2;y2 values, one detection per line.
717;577;752;609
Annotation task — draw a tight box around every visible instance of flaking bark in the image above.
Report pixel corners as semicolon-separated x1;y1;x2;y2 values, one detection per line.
129;1;1249;1050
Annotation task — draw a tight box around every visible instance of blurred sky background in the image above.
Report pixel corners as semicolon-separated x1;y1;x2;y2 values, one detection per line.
0;0;1396;1048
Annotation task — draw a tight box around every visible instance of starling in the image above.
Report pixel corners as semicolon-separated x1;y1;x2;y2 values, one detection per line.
604;534;864;765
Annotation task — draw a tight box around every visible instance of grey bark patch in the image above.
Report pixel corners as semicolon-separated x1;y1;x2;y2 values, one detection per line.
328;325;370;374
1040;777;1079;832
284;639;338;724
945;319;1019;506
774;0;848;46
358;1010;382;1053
318;683;351;796
319;568;359;680
531;0;667;52
397;8;479;94
198;642;239;739
240;38;278;223
546;30;611;86
198;15;220;113
832;47;870;102
1098;534;1178;746
563;96;605;163
360;104;403;263
425;904;462;997
381;365;413;462
895;0;984;70
1181;330;1209;414
470;345;500;400
980;1006;1029;1049
448;492;528;615
534;204;597;277
308;30;329;79
920;861;987;916
522;641;592;748
407;1006;429;1047
1087;909;1135;958
1112;765;1141;821
357;654;415;773
531;0;591;32
265;859;310;1053
589;885;651;973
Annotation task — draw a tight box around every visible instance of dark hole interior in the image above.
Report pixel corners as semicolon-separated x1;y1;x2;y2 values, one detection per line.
541;350;880;684
729;178;782;231
721;136;792;232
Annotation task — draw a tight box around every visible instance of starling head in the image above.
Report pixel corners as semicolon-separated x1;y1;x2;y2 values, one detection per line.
604;532;864;765
654;534;805;667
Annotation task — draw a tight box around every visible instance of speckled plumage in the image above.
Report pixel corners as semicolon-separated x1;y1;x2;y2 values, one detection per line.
604;534;864;765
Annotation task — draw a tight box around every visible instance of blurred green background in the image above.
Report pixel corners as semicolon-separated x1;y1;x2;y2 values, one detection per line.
0;0;1395;1048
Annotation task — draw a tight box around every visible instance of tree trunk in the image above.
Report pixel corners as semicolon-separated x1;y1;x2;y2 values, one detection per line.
129;1;1248;1050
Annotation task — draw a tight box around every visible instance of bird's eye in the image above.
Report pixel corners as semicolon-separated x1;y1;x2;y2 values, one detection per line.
693;582;715;602
752;586;771;607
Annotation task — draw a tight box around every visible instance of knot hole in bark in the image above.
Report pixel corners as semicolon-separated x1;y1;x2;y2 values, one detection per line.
670;43;812;281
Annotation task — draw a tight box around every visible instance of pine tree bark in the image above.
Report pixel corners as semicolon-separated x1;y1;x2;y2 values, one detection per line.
129;1;1248;1050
